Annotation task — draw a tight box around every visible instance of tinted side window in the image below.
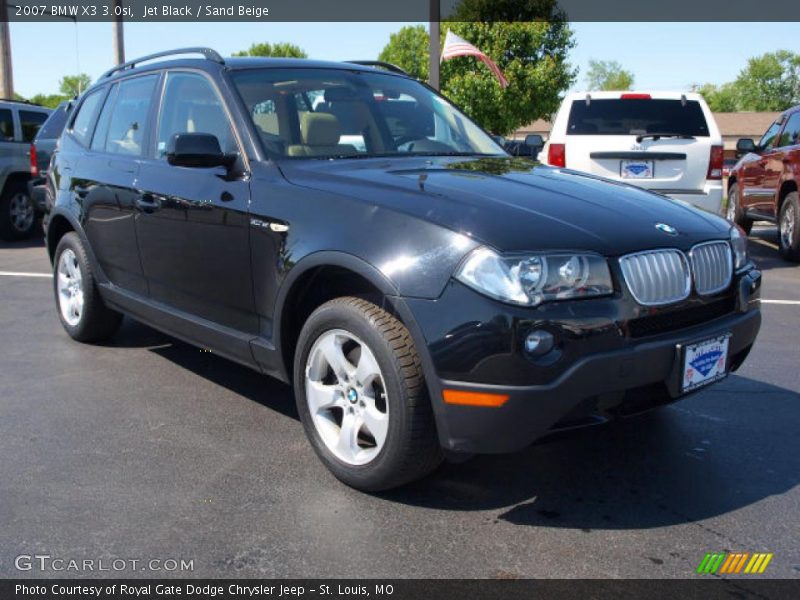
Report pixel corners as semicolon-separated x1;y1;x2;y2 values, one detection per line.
70;90;104;146
0;108;14;140
156;72;236;158
20;110;49;143
104;75;158;156
91;84;118;151
759;121;782;151
777;113;800;148
36;105;69;140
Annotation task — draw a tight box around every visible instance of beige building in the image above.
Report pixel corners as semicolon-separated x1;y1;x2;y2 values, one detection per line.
515;112;782;159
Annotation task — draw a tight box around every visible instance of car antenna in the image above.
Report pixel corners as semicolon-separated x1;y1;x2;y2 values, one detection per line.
680;94;687;107
585;93;591;106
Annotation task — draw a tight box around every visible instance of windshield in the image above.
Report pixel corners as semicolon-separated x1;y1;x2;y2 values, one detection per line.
231;68;505;159
567;99;710;137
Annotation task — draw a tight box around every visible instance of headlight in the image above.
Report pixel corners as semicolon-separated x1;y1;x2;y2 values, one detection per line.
730;226;748;270
455;247;613;306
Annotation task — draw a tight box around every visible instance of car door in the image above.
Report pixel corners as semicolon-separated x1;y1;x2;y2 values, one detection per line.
741;119;783;217
134;70;256;344
77;76;159;296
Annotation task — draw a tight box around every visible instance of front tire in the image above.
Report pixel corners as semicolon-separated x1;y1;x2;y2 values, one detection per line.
726;183;753;235
0;181;37;241
294;297;442;491
53;232;122;342
778;192;800;262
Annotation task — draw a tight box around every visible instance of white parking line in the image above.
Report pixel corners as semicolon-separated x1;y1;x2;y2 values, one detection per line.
0;271;52;278
761;299;800;305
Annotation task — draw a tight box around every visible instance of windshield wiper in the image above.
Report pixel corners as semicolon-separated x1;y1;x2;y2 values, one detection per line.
635;133;696;143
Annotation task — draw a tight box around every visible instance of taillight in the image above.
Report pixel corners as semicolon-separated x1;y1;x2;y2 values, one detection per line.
707;145;724;180
548;143;566;168
30;143;38;177
620;93;651;100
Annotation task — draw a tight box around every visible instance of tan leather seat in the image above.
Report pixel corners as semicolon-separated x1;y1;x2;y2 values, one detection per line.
287;113;357;157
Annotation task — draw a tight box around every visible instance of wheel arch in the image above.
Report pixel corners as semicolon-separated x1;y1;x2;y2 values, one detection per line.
0;171;31;197
778;179;798;214
45;210;79;264
274;252;401;383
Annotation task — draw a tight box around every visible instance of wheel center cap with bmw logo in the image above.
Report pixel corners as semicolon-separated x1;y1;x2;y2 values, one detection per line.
655;223;678;235
347;388;359;404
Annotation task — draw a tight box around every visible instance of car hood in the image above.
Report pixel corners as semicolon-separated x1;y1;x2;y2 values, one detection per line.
279;156;731;256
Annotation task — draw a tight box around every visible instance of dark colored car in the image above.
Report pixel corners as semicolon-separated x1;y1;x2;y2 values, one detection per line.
28;101;71;220
727;105;800;261
45;48;762;491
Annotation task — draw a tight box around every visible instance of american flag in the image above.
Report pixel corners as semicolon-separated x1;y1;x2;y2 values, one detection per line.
440;30;509;89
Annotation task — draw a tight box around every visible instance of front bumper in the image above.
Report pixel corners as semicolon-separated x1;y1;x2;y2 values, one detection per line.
401;267;761;454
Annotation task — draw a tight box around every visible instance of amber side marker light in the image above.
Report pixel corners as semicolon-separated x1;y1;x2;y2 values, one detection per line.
442;389;510;407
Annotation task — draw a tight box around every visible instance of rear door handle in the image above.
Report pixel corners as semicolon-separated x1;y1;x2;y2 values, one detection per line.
135;193;159;213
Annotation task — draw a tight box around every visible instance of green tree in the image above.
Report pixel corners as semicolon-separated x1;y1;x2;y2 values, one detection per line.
378;5;576;135
233;42;307;58
697;82;739;112
733;50;800;111
59;74;91;97
378;25;429;81
585;60;634;91
28;93;69;109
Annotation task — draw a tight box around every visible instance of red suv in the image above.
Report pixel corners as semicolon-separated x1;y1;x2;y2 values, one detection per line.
727;106;800;261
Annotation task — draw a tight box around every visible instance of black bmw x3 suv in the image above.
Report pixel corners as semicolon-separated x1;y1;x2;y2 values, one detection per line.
45;48;762;490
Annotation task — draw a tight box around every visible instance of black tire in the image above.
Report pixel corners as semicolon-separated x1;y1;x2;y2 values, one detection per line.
778;192;800;262
0;180;37;241
727;183;753;235
53;232;122;342
294;297;443;491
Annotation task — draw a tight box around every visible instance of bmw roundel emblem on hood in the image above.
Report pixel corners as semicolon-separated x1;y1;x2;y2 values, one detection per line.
655;223;678;235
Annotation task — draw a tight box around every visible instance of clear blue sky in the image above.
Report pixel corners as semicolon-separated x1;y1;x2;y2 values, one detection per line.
8;21;800;98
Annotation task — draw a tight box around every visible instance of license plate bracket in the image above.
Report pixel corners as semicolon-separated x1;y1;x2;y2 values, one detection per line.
621;159;654;179
680;333;730;393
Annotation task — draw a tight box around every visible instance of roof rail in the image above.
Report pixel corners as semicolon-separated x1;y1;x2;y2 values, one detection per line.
100;47;224;79
0;98;43;106
345;61;409;76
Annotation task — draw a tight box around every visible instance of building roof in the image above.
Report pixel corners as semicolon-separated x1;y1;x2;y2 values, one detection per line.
514;112;783;139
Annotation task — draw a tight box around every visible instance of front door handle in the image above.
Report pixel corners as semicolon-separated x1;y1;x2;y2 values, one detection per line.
135;193;159;213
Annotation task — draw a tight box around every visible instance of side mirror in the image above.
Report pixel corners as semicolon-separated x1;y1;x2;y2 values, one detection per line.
736;138;757;157
525;134;544;154
166;133;236;169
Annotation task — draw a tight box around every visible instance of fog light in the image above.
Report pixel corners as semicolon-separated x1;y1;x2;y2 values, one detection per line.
524;330;554;356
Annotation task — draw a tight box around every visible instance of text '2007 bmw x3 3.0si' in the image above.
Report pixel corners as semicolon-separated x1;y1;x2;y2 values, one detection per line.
44;48;762;491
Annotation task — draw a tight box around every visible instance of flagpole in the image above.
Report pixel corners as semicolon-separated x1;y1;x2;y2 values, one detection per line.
429;0;440;90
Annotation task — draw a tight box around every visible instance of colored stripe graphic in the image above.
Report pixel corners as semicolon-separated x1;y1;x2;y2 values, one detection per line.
699;552;773;575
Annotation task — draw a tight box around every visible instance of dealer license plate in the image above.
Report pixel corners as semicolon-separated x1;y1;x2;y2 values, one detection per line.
621;160;654;179
682;334;730;393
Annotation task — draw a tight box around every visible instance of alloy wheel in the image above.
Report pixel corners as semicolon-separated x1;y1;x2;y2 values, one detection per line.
9;192;34;233
726;190;737;222
305;328;389;466
781;203;796;251
57;249;84;327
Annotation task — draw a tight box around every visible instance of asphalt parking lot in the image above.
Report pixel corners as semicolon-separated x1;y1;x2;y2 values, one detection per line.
0;227;798;579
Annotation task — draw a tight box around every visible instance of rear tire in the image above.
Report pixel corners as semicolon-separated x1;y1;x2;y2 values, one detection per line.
53;232;122;342
726;183;753;235
0;181;37;241
778;192;800;262
294;297;442;491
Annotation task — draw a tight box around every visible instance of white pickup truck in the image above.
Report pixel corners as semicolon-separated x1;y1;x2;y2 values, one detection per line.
541;91;724;214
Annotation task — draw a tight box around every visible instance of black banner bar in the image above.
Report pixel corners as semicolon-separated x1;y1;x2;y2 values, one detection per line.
2;579;800;600
6;0;800;22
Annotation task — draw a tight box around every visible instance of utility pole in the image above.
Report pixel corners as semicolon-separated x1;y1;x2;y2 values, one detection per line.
429;0;439;90
0;2;13;98
112;0;125;65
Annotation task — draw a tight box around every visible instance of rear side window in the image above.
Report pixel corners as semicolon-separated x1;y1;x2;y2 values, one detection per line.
777;112;800;148
70;89;105;146
567;99;710;137
0;108;14;140
36;105;69;140
19;110;49;143
103;75;158;156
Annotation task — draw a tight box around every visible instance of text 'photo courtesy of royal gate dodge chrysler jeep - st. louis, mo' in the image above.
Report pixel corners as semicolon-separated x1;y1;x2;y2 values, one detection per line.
43;48;761;491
